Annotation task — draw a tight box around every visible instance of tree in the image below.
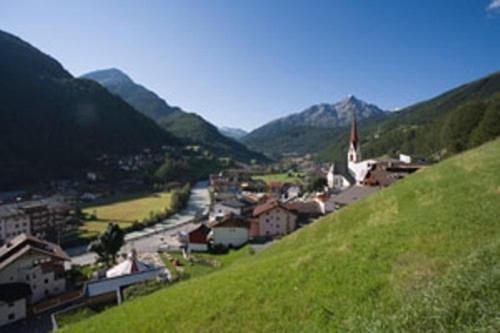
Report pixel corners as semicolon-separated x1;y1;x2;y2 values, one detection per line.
307;175;327;192
468;98;500;148
88;223;125;266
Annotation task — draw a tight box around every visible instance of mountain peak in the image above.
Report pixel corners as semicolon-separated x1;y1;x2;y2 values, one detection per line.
81;68;133;85
339;94;363;105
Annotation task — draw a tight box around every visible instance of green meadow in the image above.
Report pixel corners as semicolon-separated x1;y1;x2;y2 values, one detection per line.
64;139;500;332
80;191;172;236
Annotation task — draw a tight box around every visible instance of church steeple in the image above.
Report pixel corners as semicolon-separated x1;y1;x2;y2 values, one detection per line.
350;108;358;149
347;109;361;164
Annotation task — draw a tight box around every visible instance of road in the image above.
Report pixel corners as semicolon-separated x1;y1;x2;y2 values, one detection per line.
68;181;210;266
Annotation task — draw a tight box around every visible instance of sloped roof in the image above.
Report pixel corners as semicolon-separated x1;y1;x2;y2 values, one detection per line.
211;215;249;229
0;234;70;271
253;199;296;217
331;162;355;185
106;258;153;278
331;186;379;206
285;201;322;215
220;199;248;209
188;224;211;244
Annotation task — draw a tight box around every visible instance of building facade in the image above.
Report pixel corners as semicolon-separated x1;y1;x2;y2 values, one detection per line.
210;216;249;248
0;196;74;245
250;200;297;239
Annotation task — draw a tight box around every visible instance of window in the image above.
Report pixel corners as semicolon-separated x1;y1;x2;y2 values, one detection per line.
8;302;14;307
26;275;30;281
44;278;49;284
8;313;15;320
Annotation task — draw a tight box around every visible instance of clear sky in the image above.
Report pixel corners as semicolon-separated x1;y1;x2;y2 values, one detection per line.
1;1;499;131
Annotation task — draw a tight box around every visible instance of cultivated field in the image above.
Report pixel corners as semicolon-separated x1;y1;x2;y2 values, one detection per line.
253;172;303;184
80;191;172;235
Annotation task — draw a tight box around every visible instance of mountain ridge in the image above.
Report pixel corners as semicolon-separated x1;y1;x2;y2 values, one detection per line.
242;96;386;157
218;127;248;140
82;68;267;163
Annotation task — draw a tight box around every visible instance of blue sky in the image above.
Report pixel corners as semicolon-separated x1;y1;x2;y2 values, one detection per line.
1;1;499;130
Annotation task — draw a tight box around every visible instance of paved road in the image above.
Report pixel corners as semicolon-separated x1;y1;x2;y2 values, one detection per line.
68;181;210;266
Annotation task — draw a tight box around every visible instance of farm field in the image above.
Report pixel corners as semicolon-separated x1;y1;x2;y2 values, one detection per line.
80;191;172;235
252;172;303;184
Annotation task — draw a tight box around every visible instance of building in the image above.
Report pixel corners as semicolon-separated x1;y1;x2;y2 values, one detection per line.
314;194;336;215
331;109;424;186
267;182;301;202
0;196;75;245
19;196;74;241
0;205;30;245
281;183;301;202
106;249;154;278
0;234;69;327
250;200;297;240
0;234;70;304
0;282;31;327
327;163;354;191
84;250;166;306
285;200;323;225
362;160;424;187
187;224;211;252
209;215;249;248
210;198;254;221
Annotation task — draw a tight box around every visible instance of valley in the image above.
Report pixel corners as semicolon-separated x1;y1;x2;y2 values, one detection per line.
0;4;499;332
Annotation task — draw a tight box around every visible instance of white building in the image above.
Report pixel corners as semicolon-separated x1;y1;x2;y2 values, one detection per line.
0;234;69;327
210;215;249;248
314;194;336;215
0;234;69;304
327;163;354;190
210;198;254;221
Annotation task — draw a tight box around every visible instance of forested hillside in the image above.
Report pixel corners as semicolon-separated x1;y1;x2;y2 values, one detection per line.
83;69;267;163
318;71;500;162
0;30;177;188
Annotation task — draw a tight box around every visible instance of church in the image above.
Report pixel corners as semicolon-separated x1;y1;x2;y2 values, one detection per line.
327;110;422;191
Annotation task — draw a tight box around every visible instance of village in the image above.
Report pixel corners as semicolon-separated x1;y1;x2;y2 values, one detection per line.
0;111;425;331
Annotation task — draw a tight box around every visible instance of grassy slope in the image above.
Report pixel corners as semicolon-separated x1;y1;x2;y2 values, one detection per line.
65;139;500;332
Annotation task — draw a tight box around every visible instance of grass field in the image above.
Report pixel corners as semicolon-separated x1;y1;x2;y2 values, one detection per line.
80;191;172;235
63;139;500;333
253;172;303;184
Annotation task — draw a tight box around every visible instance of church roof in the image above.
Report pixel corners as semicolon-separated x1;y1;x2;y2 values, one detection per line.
330;162;355;185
